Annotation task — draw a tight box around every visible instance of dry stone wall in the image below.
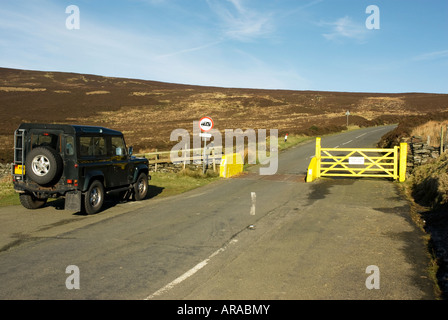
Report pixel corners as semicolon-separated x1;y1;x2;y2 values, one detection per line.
0;163;11;180
404;136;442;172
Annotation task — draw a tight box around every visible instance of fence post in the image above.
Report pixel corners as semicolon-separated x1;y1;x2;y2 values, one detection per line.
315;138;321;178
212;148;216;172
155;149;158;172
441;126;444;154
399;143;407;182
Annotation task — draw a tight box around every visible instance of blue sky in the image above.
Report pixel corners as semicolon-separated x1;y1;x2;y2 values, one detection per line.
0;0;447;93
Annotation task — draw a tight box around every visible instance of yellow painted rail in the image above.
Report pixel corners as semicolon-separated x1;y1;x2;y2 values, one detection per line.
306;138;407;182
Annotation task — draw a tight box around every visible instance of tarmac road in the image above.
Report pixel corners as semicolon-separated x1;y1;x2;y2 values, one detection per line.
0;125;436;299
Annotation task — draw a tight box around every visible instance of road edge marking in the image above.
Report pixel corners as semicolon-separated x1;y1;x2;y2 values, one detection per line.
144;239;238;300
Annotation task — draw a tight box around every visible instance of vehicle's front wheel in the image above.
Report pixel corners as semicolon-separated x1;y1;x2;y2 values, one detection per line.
83;180;104;215
133;172;148;201
19;193;48;209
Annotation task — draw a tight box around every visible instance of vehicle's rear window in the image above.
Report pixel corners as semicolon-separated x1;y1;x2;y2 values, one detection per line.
31;132;60;151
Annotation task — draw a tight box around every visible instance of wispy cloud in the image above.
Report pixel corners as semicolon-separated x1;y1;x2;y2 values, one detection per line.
155;40;223;59
206;0;274;42
320;16;367;42
412;50;448;61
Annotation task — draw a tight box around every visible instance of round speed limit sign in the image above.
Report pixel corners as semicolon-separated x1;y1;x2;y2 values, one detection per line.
199;117;214;132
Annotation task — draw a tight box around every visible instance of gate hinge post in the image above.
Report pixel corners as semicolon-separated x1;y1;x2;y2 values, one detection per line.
399;143;408;182
315;137;321;178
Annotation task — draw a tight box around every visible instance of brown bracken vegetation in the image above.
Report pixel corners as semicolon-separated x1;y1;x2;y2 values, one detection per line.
1;67;448;162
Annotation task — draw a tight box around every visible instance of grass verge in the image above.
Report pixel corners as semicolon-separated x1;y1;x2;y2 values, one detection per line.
399;152;448;299
398;183;444;299
147;169;220;199
0;176;19;207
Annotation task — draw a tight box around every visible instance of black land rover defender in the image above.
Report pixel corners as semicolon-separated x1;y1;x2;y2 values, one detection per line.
11;123;150;214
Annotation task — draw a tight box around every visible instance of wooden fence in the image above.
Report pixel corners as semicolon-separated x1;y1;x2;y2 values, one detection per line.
135;146;224;172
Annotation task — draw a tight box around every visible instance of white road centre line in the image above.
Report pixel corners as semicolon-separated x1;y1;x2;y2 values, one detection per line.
370;127;390;133
306;127;391;164
144;239;238;300
250;192;256;216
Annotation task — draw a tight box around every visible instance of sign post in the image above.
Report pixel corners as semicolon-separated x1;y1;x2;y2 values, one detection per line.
199;117;214;173
345;110;350;126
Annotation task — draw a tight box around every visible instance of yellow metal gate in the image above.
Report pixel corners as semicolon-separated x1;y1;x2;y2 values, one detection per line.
306;137;407;182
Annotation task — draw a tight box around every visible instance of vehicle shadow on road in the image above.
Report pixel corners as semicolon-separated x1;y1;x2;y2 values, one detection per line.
44;185;165;214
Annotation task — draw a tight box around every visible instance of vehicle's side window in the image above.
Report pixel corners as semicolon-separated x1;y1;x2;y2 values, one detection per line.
79;136;106;157
65;136;75;155
111;136;127;157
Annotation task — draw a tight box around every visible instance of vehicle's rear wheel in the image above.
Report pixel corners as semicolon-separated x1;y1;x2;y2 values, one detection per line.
83;180;104;215
19;193;48;209
133;172;148;201
25;146;63;186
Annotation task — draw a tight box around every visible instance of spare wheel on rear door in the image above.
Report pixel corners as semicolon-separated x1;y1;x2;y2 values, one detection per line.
25;146;64;185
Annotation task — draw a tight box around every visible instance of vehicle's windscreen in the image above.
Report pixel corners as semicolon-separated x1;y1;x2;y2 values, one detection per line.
111;136;127;156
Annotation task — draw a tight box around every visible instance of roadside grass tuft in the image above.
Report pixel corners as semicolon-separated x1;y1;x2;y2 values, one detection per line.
408;152;448;209
401;151;448;299
148;170;220;199
411;120;448;148
277;134;311;151
0;176;19;207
